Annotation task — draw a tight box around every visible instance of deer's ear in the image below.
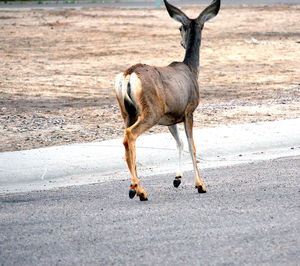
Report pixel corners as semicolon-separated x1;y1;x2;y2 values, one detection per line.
163;0;190;25
197;0;220;25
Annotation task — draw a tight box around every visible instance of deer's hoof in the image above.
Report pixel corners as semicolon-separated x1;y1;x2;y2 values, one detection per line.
140;197;148;201
139;193;148;201
129;189;137;199
173;178;181;188
196;185;206;193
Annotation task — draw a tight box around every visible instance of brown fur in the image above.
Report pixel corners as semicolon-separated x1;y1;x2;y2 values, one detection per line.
114;0;220;200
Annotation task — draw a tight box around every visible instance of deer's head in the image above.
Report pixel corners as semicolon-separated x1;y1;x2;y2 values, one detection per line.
164;0;220;49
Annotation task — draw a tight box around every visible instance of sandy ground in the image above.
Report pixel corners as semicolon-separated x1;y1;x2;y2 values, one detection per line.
0;5;299;152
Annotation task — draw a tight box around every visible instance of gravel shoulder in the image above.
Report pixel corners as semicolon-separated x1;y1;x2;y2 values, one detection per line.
0;5;300;152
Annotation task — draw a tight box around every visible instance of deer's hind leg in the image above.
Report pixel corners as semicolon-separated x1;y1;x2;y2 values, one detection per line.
123;116;156;201
168;124;184;188
183;114;206;193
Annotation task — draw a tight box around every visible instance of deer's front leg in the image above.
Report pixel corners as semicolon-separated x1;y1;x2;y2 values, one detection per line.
168;124;184;188
184;115;206;193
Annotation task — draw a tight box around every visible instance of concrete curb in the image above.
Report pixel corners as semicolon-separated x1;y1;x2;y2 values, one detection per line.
0;119;300;194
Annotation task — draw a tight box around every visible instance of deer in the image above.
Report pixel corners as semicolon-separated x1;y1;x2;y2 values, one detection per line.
115;0;220;201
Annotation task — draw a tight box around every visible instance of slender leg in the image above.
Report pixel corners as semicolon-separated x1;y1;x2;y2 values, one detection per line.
183;115;206;193
123;116;155;201
168;124;184;188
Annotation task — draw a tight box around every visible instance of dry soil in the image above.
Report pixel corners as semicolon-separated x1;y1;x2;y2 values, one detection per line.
0;5;299;151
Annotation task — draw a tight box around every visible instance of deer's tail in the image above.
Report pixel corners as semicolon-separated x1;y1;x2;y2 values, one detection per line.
115;73;141;125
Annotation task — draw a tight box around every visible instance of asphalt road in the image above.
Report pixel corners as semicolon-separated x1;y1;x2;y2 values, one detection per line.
1;156;300;265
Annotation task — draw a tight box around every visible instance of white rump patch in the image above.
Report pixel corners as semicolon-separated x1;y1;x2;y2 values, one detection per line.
114;72;142;107
115;73;125;99
129;73;142;96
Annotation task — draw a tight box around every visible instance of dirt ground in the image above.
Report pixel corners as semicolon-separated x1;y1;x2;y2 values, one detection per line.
0;4;299;152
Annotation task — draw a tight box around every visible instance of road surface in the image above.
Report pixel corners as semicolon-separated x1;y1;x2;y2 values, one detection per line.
1;156;299;265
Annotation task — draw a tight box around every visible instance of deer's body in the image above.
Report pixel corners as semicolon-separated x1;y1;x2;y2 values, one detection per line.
116;62;199;127
115;0;220;201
